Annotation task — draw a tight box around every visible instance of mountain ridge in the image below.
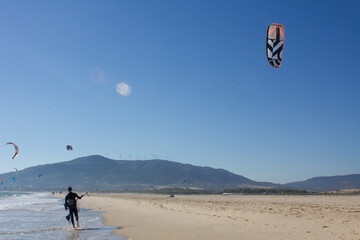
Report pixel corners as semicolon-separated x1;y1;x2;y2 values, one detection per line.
283;174;360;191
0;155;359;192
0;155;278;191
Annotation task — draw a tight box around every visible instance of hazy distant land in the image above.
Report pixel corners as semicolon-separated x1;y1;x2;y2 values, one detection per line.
1;155;359;193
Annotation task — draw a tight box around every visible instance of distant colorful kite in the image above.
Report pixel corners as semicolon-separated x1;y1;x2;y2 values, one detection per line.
266;23;285;68
66;145;73;151
6;142;19;159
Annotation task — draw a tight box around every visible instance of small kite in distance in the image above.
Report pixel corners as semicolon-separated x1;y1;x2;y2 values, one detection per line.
266;23;285;68
6;142;19;159
66;145;73;151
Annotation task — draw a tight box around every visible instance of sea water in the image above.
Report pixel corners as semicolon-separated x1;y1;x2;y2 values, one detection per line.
0;192;125;240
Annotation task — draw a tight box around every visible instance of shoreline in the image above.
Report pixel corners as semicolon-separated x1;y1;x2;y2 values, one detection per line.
54;193;125;239
79;193;360;240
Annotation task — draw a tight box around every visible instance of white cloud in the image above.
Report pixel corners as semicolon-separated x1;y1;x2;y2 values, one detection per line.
116;82;131;96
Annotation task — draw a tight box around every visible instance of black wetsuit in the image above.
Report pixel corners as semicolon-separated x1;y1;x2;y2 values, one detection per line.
64;192;82;227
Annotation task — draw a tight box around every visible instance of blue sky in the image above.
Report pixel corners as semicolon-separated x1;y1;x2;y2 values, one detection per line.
0;0;359;183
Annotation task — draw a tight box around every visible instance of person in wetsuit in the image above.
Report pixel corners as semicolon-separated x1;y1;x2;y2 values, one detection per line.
64;187;84;228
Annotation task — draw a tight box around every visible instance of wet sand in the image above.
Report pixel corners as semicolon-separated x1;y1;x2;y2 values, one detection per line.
80;193;360;240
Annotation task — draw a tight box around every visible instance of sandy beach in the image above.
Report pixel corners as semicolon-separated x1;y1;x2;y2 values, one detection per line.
78;193;360;240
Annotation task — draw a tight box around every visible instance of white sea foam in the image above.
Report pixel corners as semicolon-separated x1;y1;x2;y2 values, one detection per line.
0;192;124;240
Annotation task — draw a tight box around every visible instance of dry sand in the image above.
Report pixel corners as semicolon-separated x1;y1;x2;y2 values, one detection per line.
79;193;360;240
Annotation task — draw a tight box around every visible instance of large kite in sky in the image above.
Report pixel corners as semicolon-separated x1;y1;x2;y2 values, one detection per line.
7;142;19;159
266;23;285;68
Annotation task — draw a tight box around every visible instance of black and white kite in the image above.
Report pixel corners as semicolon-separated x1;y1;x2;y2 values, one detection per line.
266;23;285;68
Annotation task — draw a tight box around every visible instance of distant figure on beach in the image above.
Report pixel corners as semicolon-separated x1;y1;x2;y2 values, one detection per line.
169;193;174;197
64;187;85;228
